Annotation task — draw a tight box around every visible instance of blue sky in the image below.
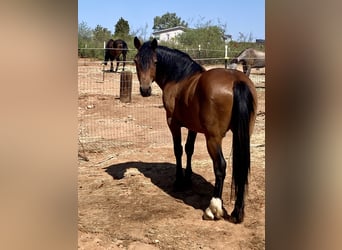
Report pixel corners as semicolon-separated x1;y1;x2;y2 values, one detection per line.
78;0;265;41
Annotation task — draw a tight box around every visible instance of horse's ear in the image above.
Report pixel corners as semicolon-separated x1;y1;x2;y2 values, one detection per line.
151;38;158;50
134;37;141;50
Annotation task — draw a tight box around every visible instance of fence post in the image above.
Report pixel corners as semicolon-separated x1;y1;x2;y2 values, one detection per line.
102;41;106;81
120;71;132;103
225;44;228;69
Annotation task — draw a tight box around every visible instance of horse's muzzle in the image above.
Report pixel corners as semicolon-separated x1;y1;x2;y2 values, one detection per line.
140;86;152;97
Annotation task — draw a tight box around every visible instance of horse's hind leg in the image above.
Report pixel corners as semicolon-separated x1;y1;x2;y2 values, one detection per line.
122;53;126;71
203;135;227;220
110;61;114;72
184;130;197;185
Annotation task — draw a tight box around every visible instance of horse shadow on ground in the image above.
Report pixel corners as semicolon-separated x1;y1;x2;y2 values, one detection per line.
104;161;214;211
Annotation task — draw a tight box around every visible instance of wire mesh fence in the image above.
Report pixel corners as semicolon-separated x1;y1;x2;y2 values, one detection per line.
78;59;167;159
78;57;265;161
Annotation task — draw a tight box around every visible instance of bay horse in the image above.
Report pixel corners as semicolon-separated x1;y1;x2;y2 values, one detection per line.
229;48;265;76
103;39;128;72
133;37;257;223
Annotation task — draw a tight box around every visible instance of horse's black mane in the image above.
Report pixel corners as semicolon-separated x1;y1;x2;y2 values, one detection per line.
156;45;205;83
140;41;205;83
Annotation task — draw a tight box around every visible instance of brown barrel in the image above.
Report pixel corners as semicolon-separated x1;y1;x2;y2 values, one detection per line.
120;71;132;103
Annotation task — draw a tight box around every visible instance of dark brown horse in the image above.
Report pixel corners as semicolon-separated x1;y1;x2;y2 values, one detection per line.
103;39;128;72
229;48;265;76
133;37;257;223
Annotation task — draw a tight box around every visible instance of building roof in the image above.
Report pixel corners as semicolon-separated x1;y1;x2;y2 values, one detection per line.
152;26;188;35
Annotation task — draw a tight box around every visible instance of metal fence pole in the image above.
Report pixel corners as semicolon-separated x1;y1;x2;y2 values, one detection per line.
102;41;106;82
225;45;228;69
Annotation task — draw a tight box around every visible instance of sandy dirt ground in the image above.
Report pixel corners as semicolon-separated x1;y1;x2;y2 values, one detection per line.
78;60;265;249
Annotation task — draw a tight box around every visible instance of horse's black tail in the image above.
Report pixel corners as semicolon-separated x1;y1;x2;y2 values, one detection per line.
231;81;255;204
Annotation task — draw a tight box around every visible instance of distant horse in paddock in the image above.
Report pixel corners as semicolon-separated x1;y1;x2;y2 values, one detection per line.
229;48;265;76
133;37;257;223
103;39;128;72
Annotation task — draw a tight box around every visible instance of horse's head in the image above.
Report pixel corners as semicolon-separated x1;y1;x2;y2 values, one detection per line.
134;37;158;97
230;58;238;64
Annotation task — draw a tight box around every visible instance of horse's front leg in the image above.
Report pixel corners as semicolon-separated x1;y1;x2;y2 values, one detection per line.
110;61;114;72
203;135;228;220
184;130;197;185
169;124;184;191
115;59;120;72
243;64;251;76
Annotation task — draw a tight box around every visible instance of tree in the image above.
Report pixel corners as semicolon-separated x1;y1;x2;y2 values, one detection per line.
78;21;92;47
89;25;112;58
93;25;112;44
114;17;130;38
131;23;149;41
153;12;188;31
78;21;94;57
237;32;254;42
78;22;92;41
178;24;225;49
177;23;226;61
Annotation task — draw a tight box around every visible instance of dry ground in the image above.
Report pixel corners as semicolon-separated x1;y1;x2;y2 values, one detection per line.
78;60;265;249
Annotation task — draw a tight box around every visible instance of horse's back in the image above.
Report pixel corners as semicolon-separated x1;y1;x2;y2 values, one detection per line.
253;49;265;58
238;48;265;61
106;39;114;48
106;39;127;49
199;68;254;91
252;49;265;67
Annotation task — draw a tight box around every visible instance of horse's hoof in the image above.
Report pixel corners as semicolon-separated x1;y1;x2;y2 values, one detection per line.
203;198;224;220
203;207;215;220
227;215;243;224
228;208;244;224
